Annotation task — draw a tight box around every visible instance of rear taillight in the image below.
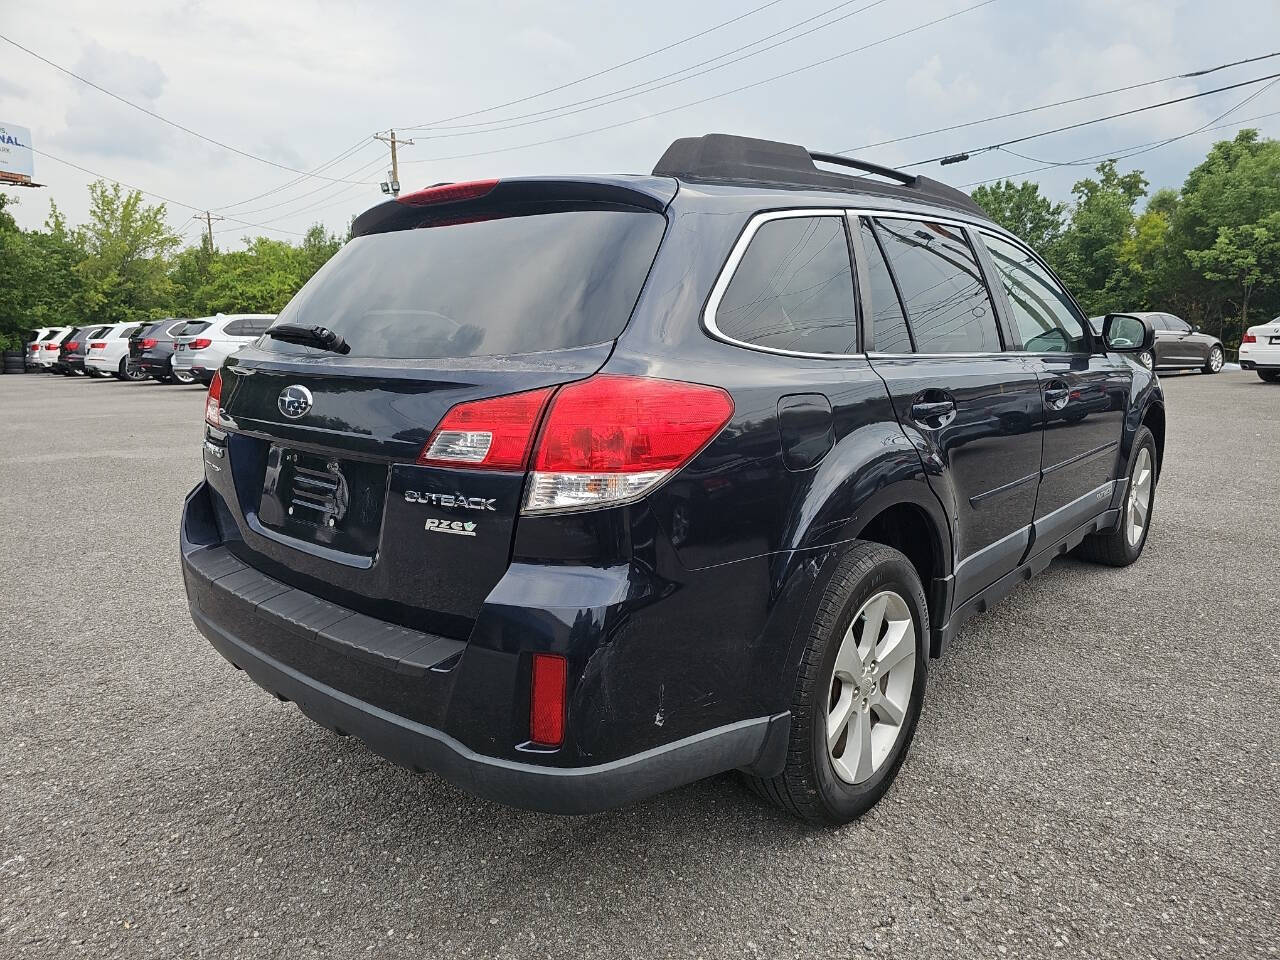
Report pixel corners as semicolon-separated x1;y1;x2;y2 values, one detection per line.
529;653;567;747
523;375;734;514
89;342;106;350
397;178;499;206
205;370;223;428
418;386;555;470
65;341;79;351
1242;333;1257;343
190;338;213;350
43;343;58;351
141;338;158;349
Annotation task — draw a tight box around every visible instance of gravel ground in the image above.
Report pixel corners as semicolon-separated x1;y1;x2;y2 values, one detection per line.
0;370;1276;960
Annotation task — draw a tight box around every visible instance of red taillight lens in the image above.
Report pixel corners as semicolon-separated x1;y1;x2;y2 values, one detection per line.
190;338;212;349
418;386;555;470
205;370;223;428
65;341;79;351
89;342;106;350
529;653;567;747
44;343;58;350
522;375;734;514
141;338;158;349
397;178;499;207
1242;333;1257;343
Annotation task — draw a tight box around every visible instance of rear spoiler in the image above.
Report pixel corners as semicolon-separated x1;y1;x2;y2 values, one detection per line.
351;176;678;238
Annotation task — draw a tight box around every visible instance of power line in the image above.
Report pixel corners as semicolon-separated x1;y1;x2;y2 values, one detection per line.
835;50;1280;154
213;137;381;211
904;70;1280;168
402;0;1000;166
959;107;1280;188
0;33;370;185
402;0;896;138
31;148;306;237
403;0;789;130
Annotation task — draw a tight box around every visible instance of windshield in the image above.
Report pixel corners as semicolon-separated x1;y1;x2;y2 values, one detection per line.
262;208;666;360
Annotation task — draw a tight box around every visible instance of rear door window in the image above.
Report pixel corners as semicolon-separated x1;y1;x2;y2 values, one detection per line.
264;209;666;359
873;218;1002;353
713;214;858;354
857;218;913;353
981;232;1087;353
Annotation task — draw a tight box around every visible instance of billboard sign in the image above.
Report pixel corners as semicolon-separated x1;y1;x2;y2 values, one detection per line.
0;123;34;185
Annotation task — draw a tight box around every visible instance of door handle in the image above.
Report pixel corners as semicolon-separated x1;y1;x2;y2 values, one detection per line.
1043;381;1070;411
910;399;956;426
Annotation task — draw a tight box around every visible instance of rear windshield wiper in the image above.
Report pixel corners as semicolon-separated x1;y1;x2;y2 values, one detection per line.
265;323;351;355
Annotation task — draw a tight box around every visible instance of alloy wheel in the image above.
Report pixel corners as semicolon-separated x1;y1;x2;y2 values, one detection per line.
1126;447;1154;547
826;590;916;785
1138;350;1154;370
1209;347;1223;372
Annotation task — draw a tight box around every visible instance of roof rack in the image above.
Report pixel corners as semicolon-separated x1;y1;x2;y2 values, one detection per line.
652;134;985;219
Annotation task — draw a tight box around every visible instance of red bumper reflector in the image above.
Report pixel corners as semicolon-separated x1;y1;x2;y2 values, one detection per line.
530;653;567;747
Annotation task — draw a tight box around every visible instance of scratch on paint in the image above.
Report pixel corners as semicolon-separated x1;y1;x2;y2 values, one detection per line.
654;683;665;727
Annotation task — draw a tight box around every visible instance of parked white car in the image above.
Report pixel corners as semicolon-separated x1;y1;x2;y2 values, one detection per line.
1240;317;1280;383
85;322;147;380
172;314;275;385
31;327;71;370
25;327;53;369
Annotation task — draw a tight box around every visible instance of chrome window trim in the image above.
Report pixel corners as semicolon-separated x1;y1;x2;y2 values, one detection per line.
703;206;1019;361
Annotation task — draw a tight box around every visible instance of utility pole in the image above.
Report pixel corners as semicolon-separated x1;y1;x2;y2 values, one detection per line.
202;211;224;249
375;129;414;196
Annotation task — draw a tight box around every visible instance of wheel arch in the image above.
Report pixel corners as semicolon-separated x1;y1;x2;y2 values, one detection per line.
1141;401;1166;475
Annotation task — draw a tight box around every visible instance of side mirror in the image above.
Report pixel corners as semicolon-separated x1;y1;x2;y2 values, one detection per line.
1101;313;1155;354
1191;324;1202;333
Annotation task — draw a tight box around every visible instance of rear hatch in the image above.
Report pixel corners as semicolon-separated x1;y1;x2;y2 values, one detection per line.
211;178;672;637
173;320;212;356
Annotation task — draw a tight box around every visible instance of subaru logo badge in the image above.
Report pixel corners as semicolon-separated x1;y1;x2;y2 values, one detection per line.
278;385;313;419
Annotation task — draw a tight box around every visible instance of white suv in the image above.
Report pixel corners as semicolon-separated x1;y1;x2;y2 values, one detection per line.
172;314;275;385
85;322;146;380
31;327;71;370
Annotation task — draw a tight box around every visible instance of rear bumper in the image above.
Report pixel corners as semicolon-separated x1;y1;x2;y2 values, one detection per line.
180;481;787;813
1239;344;1280;369
132;357;170;376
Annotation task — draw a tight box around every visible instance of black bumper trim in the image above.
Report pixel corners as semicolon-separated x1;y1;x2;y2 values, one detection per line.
193;606;787;814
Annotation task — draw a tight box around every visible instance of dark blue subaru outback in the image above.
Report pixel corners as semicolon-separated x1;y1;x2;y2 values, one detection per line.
181;135;1164;825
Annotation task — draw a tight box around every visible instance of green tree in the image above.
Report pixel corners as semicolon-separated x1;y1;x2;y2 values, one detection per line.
1187;212;1280;332
970;179;1066;250
75;181;180;325
1051;161;1149;315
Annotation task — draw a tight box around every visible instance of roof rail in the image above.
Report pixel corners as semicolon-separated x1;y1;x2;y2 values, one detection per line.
652;134;985;219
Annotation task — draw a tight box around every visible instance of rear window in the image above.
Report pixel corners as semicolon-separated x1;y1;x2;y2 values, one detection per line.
177;321;212;336
263;209;666;359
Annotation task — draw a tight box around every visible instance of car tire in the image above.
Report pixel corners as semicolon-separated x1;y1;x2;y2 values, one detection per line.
1074;425;1158;567
744;540;928;826
121;357;149;382
171;362;196;385
1259;370;1280;383
1202;346;1224;374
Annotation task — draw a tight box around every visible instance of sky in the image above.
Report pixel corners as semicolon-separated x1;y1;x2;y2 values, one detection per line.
2;0;1279;249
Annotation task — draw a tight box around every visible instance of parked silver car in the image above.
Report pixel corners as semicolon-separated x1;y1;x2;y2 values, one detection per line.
171;314;275;384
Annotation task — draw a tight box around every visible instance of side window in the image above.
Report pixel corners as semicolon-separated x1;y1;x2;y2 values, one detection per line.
1166;315;1191;333
1148;315;1167;331
248;319;273;336
982;233;1087;353
223;319;248;336
858;218;913;353
873;218;1001;353
714;215;859;355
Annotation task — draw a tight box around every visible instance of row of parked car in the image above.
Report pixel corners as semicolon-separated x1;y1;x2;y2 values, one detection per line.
23;313;276;384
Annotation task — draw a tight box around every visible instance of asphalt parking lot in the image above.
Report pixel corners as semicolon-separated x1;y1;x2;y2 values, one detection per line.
0;370;1276;959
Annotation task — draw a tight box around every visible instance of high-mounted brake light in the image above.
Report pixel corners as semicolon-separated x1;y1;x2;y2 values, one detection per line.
141;338;158;349
523;375;734;515
529;653;567;747
1242;333;1257;344
418;386;555;471
396;178;500;207
89;342;106;350
190;338;213;350
205;370;223;428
